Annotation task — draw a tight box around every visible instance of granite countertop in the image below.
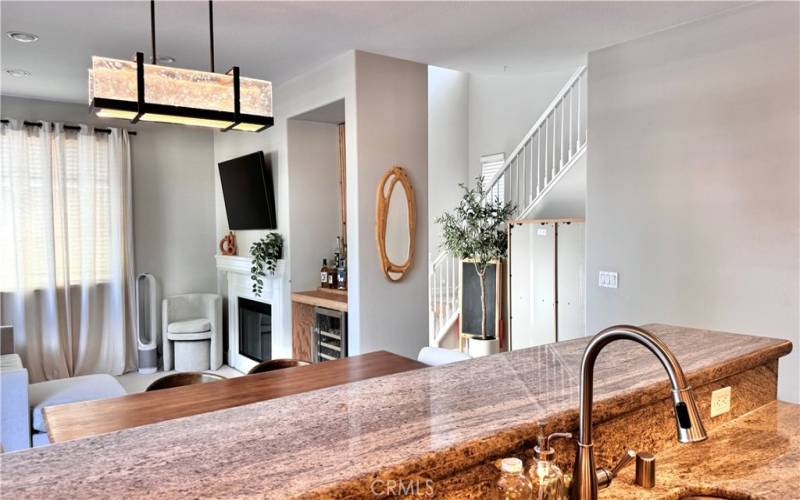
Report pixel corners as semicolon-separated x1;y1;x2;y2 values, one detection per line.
603;401;800;499
0;324;792;499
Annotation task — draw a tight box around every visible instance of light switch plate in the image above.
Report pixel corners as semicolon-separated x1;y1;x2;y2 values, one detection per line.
710;386;731;417
599;271;618;289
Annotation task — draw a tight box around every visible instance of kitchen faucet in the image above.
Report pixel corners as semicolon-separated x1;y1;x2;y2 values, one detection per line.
570;325;707;500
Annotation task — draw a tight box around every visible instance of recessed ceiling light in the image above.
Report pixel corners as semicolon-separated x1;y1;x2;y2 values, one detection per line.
6;69;31;77
6;31;39;43
157;55;176;64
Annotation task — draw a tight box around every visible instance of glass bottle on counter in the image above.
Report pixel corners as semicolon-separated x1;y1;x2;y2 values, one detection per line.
320;258;331;289
495;458;534;500
529;433;570;500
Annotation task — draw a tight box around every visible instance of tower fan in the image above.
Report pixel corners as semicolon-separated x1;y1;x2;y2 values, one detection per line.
136;273;159;374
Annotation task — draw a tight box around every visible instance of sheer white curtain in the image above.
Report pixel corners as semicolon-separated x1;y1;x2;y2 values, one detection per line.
0;120;136;382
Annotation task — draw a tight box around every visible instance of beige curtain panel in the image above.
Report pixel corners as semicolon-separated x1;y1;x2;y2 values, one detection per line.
0;120;137;382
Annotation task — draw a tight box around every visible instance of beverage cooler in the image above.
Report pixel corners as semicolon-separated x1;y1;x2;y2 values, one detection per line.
313;307;347;362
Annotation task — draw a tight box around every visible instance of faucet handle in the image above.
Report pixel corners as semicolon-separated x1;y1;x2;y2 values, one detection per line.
596;449;636;489
609;449;636;476
634;452;656;488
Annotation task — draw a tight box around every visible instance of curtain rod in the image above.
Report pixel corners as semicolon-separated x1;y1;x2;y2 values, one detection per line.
0;119;138;136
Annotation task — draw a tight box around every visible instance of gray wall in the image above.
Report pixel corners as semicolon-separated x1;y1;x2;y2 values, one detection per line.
428;66;469;252
586;2;800;402
354;51;429;359
0;96;218;300
287;119;341;291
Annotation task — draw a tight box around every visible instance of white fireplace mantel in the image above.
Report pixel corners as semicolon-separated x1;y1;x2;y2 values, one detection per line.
215;254;287;276
215;255;286;373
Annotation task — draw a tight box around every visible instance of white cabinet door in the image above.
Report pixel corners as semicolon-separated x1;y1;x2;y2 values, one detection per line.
531;222;557;346
510;222;556;349
556;222;585;341
510;223;534;350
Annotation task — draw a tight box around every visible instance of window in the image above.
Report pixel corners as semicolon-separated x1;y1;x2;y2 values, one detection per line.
480;152;505;202
0;126;114;291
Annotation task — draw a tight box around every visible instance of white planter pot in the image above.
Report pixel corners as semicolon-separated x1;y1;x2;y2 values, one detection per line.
468;337;499;357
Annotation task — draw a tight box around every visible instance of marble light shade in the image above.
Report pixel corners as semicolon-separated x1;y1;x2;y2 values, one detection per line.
88;56;272;131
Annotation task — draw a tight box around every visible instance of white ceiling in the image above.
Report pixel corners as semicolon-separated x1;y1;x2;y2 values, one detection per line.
1;1;743;104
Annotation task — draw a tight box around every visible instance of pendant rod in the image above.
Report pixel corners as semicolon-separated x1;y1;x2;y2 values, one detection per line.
0;119;137;136
150;0;157;64
209;0;215;72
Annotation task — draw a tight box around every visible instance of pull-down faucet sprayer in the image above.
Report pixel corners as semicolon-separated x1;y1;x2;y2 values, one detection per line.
570;325;707;500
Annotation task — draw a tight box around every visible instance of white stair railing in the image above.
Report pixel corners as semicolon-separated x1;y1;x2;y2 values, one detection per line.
484;66;587;217
428;251;460;346
429;66;588;346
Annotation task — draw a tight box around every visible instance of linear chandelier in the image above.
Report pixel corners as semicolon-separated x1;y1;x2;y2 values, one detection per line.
89;1;273;132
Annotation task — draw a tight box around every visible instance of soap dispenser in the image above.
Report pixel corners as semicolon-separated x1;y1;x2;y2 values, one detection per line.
529;432;572;500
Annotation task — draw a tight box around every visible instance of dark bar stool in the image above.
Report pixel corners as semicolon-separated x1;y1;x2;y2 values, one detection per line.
247;358;310;375
146;372;226;392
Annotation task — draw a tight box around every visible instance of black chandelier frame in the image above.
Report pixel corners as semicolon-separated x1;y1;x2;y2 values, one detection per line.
90;1;273;132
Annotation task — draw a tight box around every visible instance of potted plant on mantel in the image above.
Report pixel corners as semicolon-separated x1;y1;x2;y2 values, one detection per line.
436;178;515;356
250;232;283;297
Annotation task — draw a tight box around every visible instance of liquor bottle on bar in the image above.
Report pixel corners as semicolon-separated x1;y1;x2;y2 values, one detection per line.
337;246;347;291
337;260;347;290
320;259;331;289
332;252;341;289
328;236;342;290
327;256;335;288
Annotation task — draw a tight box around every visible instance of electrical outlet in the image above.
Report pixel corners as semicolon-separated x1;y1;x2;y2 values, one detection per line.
710;386;731;417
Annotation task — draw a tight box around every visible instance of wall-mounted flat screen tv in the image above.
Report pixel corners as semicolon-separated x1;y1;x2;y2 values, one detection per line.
218;151;277;230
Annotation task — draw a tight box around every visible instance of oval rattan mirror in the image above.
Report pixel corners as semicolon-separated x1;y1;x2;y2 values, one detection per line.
376;166;416;282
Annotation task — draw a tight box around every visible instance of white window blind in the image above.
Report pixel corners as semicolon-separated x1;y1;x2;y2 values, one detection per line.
0;127;113;291
480;152;505;202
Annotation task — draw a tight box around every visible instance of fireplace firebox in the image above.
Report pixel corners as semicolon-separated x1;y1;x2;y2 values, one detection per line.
238;297;272;362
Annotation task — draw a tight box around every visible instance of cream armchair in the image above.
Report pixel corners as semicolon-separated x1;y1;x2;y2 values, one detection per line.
162;294;222;371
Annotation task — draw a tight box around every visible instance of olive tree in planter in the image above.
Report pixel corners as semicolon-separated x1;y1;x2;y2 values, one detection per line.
250;233;283;297
436;178;515;353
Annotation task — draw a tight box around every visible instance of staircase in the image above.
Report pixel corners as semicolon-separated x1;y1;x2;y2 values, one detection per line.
429;66;588;347
428;252;460;347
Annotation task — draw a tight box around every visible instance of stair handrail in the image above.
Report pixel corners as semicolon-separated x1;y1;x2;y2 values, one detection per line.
484;65;587;196
431;249;450;267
